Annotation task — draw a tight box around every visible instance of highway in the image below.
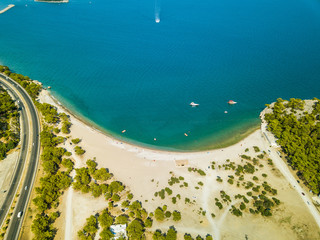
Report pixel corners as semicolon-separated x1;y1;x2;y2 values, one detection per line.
0;74;40;240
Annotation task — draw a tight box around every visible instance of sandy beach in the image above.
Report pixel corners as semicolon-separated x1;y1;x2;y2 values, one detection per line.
19;89;320;240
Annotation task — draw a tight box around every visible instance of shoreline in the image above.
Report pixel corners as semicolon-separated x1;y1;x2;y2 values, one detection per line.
35;87;320;240
35;0;69;3
0;4;15;14
38;88;263;161
46;89;260;153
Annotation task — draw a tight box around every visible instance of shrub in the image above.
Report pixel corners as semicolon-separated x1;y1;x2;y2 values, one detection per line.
253;146;260;152
127;193;133;200
74;146;85;155
154;207;165;221
145;217;153;228
115;214;129;224
165;211;171;218
71;138;81;144
165;187;173;195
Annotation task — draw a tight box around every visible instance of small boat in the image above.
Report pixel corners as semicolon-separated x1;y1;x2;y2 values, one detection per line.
154;138;157;141
228;100;237;105
224;111;228;114
190;102;199;107
184;133;188;136
122;130;126;133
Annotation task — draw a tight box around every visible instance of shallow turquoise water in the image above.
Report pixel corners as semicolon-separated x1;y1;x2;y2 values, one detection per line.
0;0;319;150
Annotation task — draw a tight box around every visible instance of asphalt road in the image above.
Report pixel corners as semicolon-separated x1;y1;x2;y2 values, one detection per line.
0;74;40;240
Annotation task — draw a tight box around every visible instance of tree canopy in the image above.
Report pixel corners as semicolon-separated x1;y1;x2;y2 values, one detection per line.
264;98;320;194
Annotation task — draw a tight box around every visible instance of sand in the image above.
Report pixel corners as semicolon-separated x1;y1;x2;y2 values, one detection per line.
28;89;320;240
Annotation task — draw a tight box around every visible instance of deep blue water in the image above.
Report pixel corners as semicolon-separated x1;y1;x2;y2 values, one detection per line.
0;0;320;150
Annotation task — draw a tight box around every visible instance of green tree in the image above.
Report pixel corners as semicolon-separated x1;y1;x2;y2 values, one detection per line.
98;209;114;228
71;138;81;144
153;230;165;240
115;214;129;224
100;228;113;240
172;210;181;221
154;207;165;221
31;214;56;240
74;146;85;155
184;234;194;240
145;217;153;228
127;219;145;239
166;227;177;240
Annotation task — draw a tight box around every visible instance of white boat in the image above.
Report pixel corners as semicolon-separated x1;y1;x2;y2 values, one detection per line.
190;102;199;107
228;100;237;105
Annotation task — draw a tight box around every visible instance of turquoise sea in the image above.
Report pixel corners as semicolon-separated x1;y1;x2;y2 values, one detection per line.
0;0;320;151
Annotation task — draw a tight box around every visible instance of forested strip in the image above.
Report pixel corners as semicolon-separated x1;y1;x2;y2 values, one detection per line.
0;64;42;160
0;64;70;239
31;124;72;239
264;98;320;194
0;85;19;160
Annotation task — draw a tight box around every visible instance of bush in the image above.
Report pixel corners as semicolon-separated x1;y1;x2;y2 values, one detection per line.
241;154;251;160
165;211;171;218
127;193;133;200
158;189;165;199
154;207;165;221
253;146;260;152
145;217;153;228
165;187;173;195
172;210;181;221
115;214;129;224
121;200;130;208
257;154;264;159
112;194;120;202
71;138;81;144
74;146;85;155
206;235;213;240
184;234;194;240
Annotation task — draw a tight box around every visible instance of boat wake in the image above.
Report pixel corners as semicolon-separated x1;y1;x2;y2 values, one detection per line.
155;0;161;23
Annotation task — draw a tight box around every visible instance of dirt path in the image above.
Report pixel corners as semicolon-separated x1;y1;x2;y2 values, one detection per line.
261;121;320;229
64;187;74;240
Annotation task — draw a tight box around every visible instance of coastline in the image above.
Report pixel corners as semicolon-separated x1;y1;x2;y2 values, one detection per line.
34;0;69;3
46;89;260;153
36;89;320;240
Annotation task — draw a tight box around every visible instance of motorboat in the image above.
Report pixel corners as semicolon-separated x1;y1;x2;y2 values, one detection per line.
190;102;199;107
228;100;237;105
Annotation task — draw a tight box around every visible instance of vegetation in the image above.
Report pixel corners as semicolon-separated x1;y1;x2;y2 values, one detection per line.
71;138;81;144
188;167;206;176
0;65;41;99
74;146;85;155
0;86;19;160
154;207;165;221
172;210;181;221
264;98;320;194
78;215;98;240
32;124;72;239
